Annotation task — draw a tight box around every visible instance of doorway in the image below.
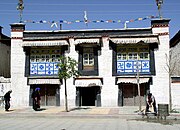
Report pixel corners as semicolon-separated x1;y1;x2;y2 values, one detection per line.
76;86;101;106
30;84;60;106
118;83;147;106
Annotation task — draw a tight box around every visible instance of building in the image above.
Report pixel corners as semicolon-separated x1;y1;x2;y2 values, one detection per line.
0;26;11;100
0;26;11;78
10;19;170;108
170;30;180;109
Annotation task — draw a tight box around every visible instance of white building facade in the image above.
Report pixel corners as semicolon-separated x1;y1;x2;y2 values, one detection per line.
10;19;171;108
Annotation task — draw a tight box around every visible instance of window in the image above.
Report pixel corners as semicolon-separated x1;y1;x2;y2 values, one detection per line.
30;48;62;75
116;46;150;74
46;55;50;62
83;48;94;70
56;54;61;62
30;55;35;62
117;53;127;60
30;49;61;63
140;52;149;60
128;52;138;60
41;55;46;62
52;55;56;62
117;46;149;60
35;55;40;62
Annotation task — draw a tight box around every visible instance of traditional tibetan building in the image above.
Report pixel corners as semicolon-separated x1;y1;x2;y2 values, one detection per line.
10;19;170;108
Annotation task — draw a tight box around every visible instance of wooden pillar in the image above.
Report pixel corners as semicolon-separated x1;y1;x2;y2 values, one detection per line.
56;86;60;106
118;85;123;106
96;87;101;107
75;87;80;106
29;86;33;106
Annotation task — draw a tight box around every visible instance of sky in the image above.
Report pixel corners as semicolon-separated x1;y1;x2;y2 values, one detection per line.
0;0;180;39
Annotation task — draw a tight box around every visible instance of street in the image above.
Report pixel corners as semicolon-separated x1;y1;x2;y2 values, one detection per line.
0;116;180;130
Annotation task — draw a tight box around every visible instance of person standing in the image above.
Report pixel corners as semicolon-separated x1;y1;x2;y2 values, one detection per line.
146;93;157;115
4;90;12;111
31;87;41;111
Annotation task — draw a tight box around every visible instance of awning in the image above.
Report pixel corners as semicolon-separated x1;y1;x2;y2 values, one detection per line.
75;79;102;87
117;78;150;84
0;76;10;83
110;37;159;44
75;38;100;45
28;78;61;85
22;40;69;47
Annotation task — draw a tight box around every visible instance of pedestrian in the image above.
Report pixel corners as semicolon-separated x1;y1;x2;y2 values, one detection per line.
146;92;157;115
31;87;41;111
4;90;12;111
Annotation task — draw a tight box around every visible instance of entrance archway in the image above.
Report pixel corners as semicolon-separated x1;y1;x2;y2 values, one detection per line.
76;86;101;106
118;83;148;106
30;84;60;106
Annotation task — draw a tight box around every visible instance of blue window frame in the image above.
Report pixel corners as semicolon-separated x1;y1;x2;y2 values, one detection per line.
30;62;59;75
117;60;150;74
30;48;61;76
116;46;150;74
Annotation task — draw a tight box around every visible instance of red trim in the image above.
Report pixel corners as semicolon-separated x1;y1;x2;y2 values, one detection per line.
11;29;24;32
11;37;23;39
152;24;169;28
158;32;169;36
172;81;180;83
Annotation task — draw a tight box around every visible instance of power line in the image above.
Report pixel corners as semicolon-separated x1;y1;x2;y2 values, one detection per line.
1;10;180;13
0;12;180;16
1;3;180;6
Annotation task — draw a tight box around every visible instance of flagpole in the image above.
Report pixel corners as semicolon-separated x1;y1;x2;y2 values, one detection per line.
156;0;163;19
17;0;24;23
124;21;129;29
84;11;88;27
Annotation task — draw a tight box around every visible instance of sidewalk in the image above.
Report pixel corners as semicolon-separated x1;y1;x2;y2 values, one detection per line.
0;106;140;117
0;106;180;119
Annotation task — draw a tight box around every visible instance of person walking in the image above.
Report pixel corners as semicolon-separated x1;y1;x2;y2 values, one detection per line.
31;87;41;111
4;90;12;111
146;92;157;115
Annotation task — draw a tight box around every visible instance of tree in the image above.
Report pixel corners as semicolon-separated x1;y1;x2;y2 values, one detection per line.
136;60;141;112
165;51;177;111
58;56;80;112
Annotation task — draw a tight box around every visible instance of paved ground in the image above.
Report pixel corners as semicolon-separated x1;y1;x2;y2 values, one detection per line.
0;106;141;117
1;116;180;130
0;106;180;130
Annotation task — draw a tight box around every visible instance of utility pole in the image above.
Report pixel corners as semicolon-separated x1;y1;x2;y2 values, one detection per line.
136;60;141;111
17;0;24;22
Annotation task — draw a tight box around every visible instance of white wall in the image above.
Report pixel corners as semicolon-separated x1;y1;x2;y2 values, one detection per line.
99;37;118;107
151;25;170;105
11;28;29;107
172;83;180;109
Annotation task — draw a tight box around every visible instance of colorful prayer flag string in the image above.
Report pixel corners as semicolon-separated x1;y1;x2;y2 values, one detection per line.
22;15;159;28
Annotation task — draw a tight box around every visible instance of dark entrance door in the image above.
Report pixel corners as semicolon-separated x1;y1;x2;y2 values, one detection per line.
30;84;60;106
122;83;147;106
82;87;95;106
76;86;101;106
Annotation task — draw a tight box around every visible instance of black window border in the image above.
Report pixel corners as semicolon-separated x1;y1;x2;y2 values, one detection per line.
76;45;100;76
24;45;68;77
111;42;157;76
